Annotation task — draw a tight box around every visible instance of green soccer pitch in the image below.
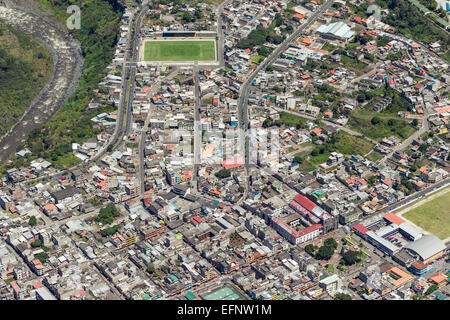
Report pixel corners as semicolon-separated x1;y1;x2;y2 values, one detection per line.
144;40;216;62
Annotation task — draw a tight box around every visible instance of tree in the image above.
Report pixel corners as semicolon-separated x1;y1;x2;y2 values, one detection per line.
334;293;352;300
425;284;438;296
367;175;377;186
419;143;429;153
100;224;121;237
94;203;120;225
147;264;155;274
293;154;303;164
161;265;170;274
182;11;194;23
316;245;335;260
305;244;316;256
238;186;245;193
371;116;381;125
28;215;37;226
324;238;338;250
35;252;48;264
31;239;43;248
215;169;231;179
342;250;360;265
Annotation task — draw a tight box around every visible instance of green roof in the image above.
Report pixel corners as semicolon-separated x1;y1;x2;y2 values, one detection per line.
202;287;241;300
185;292;197;300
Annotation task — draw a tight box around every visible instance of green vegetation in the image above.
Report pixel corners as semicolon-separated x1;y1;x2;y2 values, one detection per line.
334;293;352;300
325;264;334;273
341;250;361;265
263;112;308;129
310;131;374;164
93;203;120;225
340;54;368;71
349;115;415;142
425;284;438;296
305;244;317;256
28;215;37;226
100;224;121;237
215;168;231;179
402;189;450;240
293;131;374;171
31;239;43;248
161;265;170;274
251;55;264;64
144;40;216;61
146;264;155;274
34;252;48;264
9;0;124;169
375;0;450;62
366;151;383;162
309;237;338;260
0;20;53;137
237;14;285;49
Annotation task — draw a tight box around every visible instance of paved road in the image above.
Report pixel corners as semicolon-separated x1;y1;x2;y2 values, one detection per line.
192;65;201;192
216;0;232;67
20;2;149;188
138;68;179;195
360;178;450;228
237;0;336;163
232;0;335;202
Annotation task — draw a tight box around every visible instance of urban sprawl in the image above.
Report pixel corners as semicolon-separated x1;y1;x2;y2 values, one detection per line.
0;0;449;301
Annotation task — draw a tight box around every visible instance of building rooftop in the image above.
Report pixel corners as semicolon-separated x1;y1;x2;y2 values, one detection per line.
405;235;446;261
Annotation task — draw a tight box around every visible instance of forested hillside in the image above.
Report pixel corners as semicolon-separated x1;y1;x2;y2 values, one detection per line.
20;0;124;168
0;20;53;137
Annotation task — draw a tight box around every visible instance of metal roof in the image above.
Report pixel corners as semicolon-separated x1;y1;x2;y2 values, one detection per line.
405;235;446;261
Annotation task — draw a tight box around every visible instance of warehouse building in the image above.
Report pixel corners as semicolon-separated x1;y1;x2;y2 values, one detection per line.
316;21;354;41
404;235;447;263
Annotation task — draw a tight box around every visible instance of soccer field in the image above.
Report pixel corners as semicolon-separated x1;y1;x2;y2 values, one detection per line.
402;188;450;240
144;40;216;62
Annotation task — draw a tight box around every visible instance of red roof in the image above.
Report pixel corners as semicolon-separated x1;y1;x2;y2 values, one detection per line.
352;223;369;235
293;194;317;212
411;261;428;271
222;156;244;170
33;282;43;289
273;218;322;238
191;215;204;225
429;273;447;284
383;212;405;225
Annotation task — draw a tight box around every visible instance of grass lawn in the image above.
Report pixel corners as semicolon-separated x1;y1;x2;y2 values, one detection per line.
331;131;374;155
348;115;416;142
144;40;216;61
251;54;264;64
278;111;309;127
402;189;450;240
366;150;383;161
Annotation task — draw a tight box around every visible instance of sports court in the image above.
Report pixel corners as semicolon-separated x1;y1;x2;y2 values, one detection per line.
202;287;241;300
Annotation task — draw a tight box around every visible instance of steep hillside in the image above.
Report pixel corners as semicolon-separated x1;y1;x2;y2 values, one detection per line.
17;0;125;168
0;20;53;137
